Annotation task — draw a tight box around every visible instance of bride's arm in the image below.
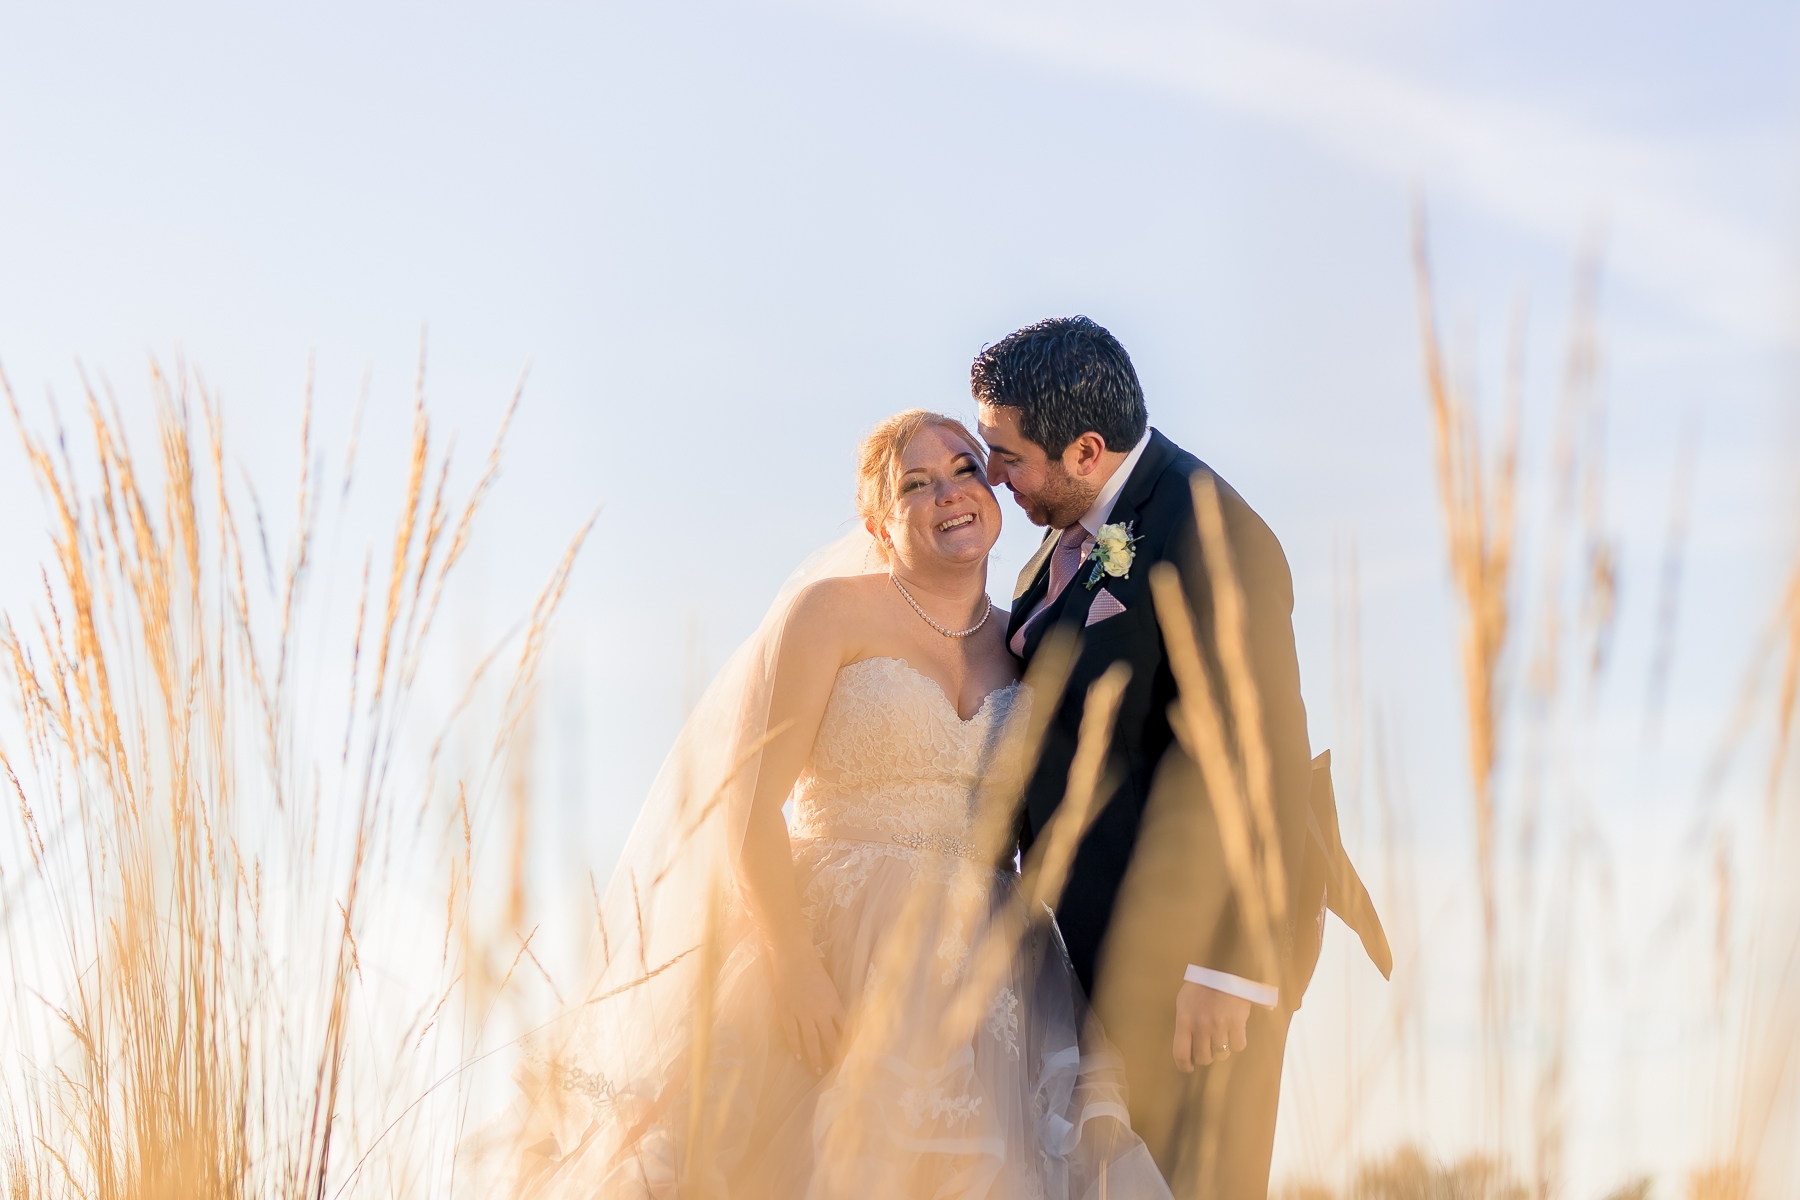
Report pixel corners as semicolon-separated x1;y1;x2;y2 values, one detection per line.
736;582;854;1075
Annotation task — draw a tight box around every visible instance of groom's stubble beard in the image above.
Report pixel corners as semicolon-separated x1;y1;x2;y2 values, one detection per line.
1029;457;1101;530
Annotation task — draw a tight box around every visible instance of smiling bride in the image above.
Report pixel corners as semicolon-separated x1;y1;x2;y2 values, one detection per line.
458;410;1171;1199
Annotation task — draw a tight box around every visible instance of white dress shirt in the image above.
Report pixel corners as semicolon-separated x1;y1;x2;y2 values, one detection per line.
1069;429;1280;1011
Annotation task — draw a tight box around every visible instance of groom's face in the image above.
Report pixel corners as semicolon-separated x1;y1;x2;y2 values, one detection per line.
977;403;1098;530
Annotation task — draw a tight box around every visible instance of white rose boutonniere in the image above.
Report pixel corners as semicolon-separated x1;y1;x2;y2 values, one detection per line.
1084;521;1142;588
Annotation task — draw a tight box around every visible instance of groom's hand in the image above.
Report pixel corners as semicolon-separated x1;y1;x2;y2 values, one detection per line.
1172;981;1250;1072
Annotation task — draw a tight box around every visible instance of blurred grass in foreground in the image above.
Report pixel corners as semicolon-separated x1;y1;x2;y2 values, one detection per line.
2;218;1798;1196
1261;218;1795;1199
0;355;586;1196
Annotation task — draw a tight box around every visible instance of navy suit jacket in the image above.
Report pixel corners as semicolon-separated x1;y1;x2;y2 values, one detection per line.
1007;429;1314;999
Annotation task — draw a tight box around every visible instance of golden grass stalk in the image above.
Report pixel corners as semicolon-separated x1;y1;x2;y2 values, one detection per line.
809;638;1115;1197
680;879;725;1199
0;357;575;1198
968;627;1079;865
1024;661;1130;916
1413;210;1521;1138
930;630;1079;1052
1150;548;1283;990
1189;474;1290;937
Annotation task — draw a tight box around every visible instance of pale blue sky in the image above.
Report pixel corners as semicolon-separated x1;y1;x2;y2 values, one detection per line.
2;1;1796;1190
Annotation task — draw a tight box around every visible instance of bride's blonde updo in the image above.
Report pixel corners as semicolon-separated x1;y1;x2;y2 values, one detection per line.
856;409;988;562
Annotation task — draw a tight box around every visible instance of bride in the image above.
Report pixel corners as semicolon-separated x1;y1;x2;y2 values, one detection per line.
459;411;1172;1199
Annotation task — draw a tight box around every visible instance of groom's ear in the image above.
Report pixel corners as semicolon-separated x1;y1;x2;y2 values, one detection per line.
1061;431;1110;477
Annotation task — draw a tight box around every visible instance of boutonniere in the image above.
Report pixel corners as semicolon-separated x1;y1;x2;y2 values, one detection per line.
1084;521;1142;588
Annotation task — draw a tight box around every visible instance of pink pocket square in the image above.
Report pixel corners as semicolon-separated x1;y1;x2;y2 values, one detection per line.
1085;588;1127;626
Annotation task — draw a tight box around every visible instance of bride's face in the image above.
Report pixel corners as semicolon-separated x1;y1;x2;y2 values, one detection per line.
876;425;1002;570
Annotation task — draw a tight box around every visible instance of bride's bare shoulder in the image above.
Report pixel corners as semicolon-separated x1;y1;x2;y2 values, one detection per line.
785;574;888;626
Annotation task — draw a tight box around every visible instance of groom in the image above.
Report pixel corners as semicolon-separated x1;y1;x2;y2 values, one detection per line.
975;317;1314;1199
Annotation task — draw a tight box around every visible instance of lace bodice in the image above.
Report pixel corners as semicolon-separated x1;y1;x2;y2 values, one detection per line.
789;657;1028;848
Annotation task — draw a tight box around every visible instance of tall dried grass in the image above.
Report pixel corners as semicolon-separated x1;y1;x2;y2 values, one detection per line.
5;222;1799;1200
1413;215;1521;1142
0;357;581;1197
1368;211;1799;1199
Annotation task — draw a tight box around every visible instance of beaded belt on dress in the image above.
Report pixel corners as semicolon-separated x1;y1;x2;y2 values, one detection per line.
797;826;982;861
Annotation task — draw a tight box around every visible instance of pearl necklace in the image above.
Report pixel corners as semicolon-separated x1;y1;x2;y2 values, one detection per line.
890;574;993;639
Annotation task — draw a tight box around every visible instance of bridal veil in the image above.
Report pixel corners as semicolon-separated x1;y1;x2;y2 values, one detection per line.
455;532;884;1180
455;529;1165;1199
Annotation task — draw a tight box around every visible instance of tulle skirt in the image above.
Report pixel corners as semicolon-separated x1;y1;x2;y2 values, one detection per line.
459;837;1172;1200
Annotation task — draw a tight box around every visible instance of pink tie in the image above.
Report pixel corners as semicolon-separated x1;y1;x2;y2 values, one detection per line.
1011;525;1090;655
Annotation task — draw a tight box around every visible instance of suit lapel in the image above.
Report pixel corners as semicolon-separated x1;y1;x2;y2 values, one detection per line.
1023;559;1101;659
1014;526;1059;602
1018;429;1177;663
1110;428;1177;520
1006;527;1058;649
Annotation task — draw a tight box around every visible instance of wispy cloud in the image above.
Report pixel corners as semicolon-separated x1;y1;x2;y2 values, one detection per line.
825;0;1795;344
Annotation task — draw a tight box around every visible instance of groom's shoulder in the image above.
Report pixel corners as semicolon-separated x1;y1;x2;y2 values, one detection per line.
1145;433;1261;513
1134;431;1209;518
1140;434;1286;558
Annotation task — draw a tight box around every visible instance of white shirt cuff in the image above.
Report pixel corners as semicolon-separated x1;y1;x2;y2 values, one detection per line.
1184;964;1280;1009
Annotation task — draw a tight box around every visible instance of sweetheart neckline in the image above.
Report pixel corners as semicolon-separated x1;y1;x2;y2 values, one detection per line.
844;656;1022;725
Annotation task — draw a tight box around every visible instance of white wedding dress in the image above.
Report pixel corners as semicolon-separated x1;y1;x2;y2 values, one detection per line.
463;654;1172;1199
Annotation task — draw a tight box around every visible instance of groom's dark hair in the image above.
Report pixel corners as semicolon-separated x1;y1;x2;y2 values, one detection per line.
970;316;1148;458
